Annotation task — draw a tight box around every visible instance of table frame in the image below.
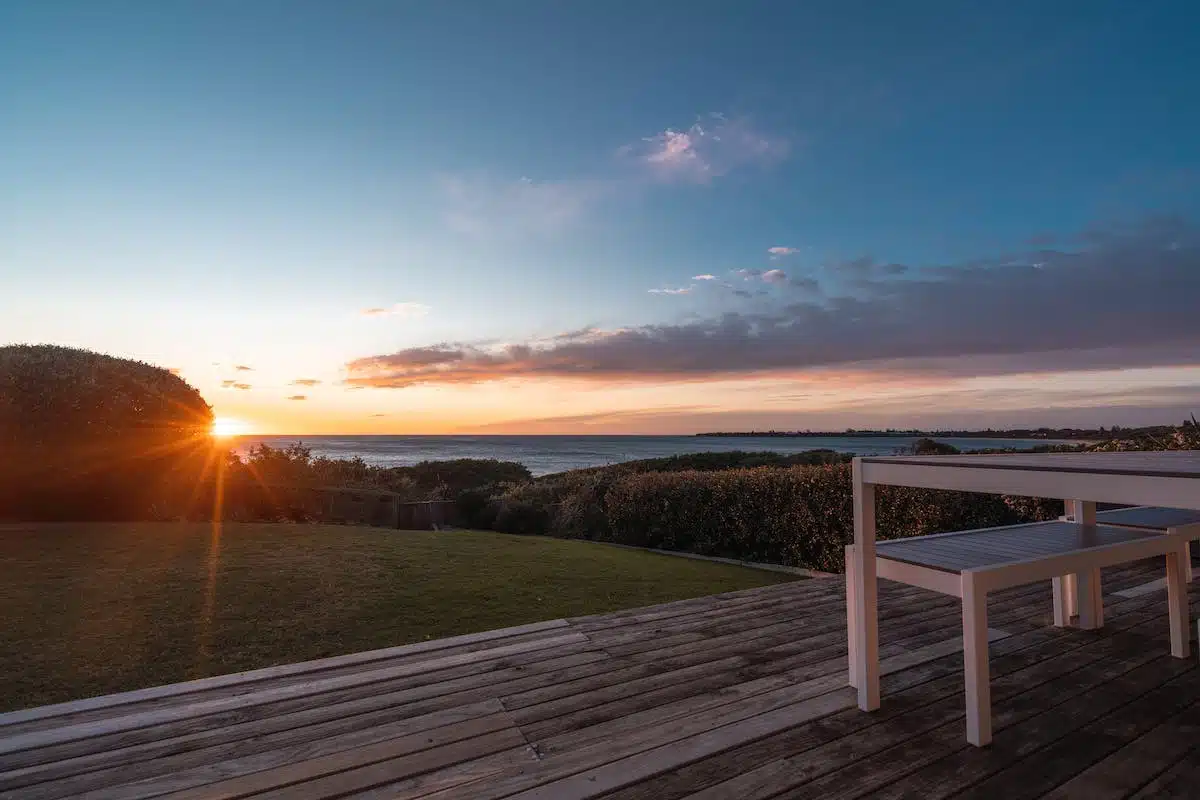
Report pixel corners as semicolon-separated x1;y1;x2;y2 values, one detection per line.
848;455;1200;716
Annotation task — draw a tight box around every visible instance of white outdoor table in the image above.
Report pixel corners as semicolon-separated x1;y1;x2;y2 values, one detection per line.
848;451;1200;719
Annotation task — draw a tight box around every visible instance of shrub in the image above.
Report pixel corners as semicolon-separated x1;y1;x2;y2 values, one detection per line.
910;438;960;455
0;345;214;520
491;482;560;535
602;464;1038;572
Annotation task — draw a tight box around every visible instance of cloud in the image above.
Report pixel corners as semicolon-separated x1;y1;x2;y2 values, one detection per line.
286;395;307;401
768;246;800;258
345;219;1200;388
168;368;181;375
790;276;821;293
831;256;908;278
439;174;611;238
234;365;253;372
361;303;431;319
693;274;717;281
291;378;322;386
622;114;788;184
221;380;251;390
727;268;816;292
371;413;388;417
648;286;694;295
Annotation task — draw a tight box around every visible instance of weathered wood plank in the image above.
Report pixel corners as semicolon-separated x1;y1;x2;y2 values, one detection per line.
0;619;572;730
951;666;1200;800
1039;699;1200;800
0;651;606;791
607;614;1168;800
0;633;587;762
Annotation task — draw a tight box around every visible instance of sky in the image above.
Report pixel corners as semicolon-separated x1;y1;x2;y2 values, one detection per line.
3;0;1200;434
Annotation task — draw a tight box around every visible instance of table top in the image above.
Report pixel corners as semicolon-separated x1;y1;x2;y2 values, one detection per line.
875;521;1166;573
862;450;1200;479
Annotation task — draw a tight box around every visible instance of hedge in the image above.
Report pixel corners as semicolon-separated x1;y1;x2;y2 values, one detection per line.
475;464;1062;572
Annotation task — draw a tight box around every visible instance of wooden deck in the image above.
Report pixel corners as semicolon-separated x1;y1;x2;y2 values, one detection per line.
1;558;1197;799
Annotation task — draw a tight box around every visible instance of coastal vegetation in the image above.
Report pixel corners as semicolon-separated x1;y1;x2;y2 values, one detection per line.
0;345;214;521
3;345;1195;573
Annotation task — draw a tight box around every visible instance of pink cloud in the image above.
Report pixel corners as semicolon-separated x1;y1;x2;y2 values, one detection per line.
625;114;788;184
361;302;430;319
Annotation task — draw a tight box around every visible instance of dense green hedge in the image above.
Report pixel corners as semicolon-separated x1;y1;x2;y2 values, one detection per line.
468;463;1062;572
0;345;214;520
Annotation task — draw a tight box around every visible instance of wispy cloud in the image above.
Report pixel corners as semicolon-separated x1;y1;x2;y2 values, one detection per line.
234;365;253;372
361;302;431;319
290;378;322;386
768;246;800;258
286;394;307;401
692;274;717;281
648;286;694;295
761;269;789;284
439;174;612;238
221;380;252;390
346;218;1200;389
623;114;789;184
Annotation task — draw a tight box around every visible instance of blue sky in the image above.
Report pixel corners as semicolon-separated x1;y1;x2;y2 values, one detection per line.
3;1;1200;432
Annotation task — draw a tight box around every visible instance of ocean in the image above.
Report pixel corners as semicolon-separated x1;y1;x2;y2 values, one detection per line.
231;435;1074;477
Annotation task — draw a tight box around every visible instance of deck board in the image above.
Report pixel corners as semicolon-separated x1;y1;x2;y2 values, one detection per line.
1;559;1195;799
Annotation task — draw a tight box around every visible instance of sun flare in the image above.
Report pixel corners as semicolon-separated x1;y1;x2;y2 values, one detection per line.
210;417;250;438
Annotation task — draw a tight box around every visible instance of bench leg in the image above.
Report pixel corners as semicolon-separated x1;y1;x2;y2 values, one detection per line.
1052;576;1070;627
1077;568;1102;630
851;466;880;711
962;576;991;746
1167;548;1191;659
1067;500;1103;629
846;545;858;689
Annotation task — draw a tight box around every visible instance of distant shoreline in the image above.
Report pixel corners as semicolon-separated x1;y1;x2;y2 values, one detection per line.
696;431;1099;441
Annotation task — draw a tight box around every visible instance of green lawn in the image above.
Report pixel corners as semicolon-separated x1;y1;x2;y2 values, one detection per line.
0;522;798;711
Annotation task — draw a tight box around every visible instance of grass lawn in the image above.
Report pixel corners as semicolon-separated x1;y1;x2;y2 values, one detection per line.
0;522;798;711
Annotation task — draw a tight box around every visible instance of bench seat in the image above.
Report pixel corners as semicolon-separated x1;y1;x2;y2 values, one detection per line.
847;520;1191;746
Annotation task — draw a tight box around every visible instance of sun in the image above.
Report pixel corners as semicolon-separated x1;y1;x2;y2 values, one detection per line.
210;417;251;438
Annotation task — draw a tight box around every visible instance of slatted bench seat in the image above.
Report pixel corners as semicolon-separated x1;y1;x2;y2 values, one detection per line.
1054;507;1200;622
846;520;1191;746
1092;507;1200;583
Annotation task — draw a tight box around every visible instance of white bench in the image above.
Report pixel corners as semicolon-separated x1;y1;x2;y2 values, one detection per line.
1087;506;1200;583
1052;506;1200;624
846;520;1191;746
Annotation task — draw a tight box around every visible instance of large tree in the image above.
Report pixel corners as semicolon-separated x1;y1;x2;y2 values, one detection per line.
0;345;216;520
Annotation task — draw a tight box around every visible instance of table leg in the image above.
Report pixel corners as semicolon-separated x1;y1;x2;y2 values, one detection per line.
1166;547;1191;659
846;544;858;688
1068;500;1102;629
962;575;991;747
1052;576;1070;627
851;460;880;711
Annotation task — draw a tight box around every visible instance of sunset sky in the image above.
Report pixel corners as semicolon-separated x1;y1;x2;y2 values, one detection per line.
4;1;1200;434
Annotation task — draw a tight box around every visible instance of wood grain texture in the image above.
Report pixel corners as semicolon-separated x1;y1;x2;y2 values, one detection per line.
2;559;1196;800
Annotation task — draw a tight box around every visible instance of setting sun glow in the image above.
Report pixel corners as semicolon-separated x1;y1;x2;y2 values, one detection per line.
210;417;250;438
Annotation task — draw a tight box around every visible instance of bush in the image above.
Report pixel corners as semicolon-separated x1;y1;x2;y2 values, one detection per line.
539;449;851;481
491;482;560;535
0;345;214;520
602;464;1043;572
910;438;960;455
